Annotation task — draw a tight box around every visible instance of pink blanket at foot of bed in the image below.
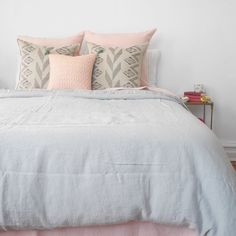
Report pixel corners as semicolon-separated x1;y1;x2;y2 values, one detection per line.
0;222;198;236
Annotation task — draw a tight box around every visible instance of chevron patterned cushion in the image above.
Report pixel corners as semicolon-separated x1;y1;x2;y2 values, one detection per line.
17;40;79;89
18;33;84;55
85;30;155;48
87;42;148;90
84;29;156;86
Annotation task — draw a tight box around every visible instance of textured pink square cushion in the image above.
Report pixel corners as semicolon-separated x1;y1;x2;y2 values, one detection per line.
84;29;156;86
18;33;84;55
47;54;96;90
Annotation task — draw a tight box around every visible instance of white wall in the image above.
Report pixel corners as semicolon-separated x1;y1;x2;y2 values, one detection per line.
0;0;236;149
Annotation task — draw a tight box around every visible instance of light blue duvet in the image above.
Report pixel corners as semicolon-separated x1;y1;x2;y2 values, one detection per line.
0;89;235;236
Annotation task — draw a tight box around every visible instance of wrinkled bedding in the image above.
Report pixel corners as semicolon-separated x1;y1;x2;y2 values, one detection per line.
0;88;235;236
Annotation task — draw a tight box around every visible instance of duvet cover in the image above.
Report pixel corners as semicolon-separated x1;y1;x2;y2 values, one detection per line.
0;88;235;236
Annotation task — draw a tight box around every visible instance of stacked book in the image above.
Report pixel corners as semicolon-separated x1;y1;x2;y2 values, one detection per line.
184;91;202;102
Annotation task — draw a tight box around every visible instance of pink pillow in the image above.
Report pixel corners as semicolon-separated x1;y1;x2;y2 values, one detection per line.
47;54;96;90
18;33;84;55
84;29;156;47
84;29;156;85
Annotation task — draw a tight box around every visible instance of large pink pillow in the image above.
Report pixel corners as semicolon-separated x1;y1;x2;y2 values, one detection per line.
18;33;84;55
84;29;156;47
47;54;96;90
84;29;156;85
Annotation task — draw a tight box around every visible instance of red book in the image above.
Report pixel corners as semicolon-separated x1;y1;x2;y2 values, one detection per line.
189;98;202;102
189;99;201;102
188;97;201;101
187;94;201;98
184;91;202;96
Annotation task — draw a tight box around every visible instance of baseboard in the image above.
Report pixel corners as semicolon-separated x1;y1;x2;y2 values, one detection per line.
221;140;236;161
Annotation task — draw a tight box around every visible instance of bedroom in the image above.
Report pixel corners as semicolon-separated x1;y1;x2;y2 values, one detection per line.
0;0;235;235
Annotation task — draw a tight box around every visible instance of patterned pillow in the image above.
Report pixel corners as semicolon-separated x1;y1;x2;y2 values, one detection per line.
86;42;148;90
17;39;79;89
18;33;84;55
84;29;156;86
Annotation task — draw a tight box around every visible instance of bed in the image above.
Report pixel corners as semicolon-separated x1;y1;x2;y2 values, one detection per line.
0;88;235;236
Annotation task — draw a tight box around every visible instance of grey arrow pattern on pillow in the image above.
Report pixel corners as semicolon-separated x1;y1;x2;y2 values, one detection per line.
86;42;147;90
17;40;79;89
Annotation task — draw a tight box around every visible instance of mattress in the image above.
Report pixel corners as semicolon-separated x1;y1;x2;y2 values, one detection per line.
0;88;235;236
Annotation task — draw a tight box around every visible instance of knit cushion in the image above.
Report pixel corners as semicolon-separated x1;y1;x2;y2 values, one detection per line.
47;54;96;90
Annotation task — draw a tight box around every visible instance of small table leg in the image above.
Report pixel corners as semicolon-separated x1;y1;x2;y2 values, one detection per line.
203;104;206;123
210;104;213;130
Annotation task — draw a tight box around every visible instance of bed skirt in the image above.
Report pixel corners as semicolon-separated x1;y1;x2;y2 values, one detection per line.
0;222;198;236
